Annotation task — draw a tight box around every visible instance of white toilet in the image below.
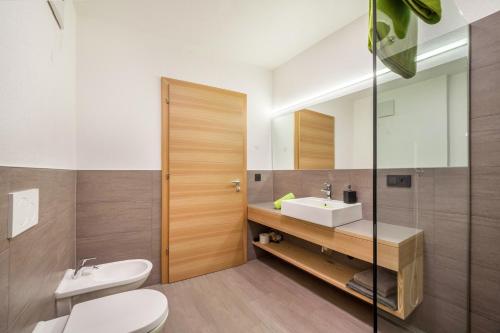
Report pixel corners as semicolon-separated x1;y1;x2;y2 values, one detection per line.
33;289;168;333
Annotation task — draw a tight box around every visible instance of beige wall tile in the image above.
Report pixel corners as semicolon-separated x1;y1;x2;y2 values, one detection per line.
406;293;467;332
0;168;10;253
472;166;500;219
434;212;468;260
470;11;500;332
152;171;162;201
273;170;303;199
471;115;500;166
8;207;73;331
76;170;161;286
434;167;469;215
349;169;372;189
425;254;468;309
471;216;500;270
299;170;331;198
77;231;151;265
0;249;9;333
471;12;500;71
0;167;76;333
247;171;273;204
77;171;153;203
471;264;500;324
471;312;500;333
378;206;414;228
76;201;152;238
471;64;500;119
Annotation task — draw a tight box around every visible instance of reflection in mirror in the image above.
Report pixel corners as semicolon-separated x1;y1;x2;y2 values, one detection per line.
271;89;373;170
271;27;468;170
377;58;468;168
294;110;335;170
271;113;295;170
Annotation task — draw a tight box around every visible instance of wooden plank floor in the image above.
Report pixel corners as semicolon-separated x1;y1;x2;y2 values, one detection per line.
149;256;385;333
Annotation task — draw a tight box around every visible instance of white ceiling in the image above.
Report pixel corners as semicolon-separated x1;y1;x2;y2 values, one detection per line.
75;0;367;69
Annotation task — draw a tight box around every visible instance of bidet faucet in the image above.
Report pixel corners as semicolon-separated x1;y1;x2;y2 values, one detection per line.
73;257;96;279
321;182;332;200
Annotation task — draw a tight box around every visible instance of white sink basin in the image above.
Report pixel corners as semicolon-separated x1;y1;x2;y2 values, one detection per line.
55;259;152;300
281;197;362;228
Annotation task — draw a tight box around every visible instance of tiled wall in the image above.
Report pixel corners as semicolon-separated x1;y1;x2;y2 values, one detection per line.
0;167;76;333
76;171;161;286
247;170;274;204
470;11;500;332
377;168;469;332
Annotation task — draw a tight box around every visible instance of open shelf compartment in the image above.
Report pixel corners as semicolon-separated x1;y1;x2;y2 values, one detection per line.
252;240;401;318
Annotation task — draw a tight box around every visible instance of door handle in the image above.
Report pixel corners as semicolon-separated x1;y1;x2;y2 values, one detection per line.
231;179;241;192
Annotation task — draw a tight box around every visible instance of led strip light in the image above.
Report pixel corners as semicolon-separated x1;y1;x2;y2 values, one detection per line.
271;38;468;117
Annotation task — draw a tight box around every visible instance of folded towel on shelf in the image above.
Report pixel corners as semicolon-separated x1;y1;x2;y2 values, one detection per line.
353;268;397;298
347;279;398;310
273;192;295;210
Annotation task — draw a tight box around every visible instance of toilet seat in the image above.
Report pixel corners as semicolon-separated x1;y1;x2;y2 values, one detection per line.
34;289;169;333
63;289;168;333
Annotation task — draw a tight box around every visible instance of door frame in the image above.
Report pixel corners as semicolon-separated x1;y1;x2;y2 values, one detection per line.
160;77;170;284
160;77;248;284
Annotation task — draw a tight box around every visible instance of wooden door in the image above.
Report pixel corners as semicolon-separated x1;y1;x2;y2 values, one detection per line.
294;109;335;169
161;78;247;283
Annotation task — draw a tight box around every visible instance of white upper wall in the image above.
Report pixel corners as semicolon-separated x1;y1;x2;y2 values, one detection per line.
453;0;500;23
378;76;449;168
272;15;372;113
352;96;373;169
271;113;295;170
76;0;273;170
0;0;77;169
448;71;468;167
73;0;366;70
271;0;497;114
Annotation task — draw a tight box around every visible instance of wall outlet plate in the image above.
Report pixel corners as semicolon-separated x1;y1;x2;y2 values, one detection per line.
8;189;39;239
387;175;412;188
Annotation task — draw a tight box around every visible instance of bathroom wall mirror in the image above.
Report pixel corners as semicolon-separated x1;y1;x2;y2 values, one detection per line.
271;27;469;170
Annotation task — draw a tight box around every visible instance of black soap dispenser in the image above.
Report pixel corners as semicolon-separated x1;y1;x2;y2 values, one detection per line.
343;185;357;204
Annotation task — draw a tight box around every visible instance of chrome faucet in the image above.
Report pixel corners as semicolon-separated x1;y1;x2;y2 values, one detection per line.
321;182;332;199
73;257;96;279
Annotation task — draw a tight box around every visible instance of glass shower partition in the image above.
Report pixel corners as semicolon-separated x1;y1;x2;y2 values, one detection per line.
372;1;470;332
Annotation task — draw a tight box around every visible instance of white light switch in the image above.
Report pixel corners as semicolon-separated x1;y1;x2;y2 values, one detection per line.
8;189;39;239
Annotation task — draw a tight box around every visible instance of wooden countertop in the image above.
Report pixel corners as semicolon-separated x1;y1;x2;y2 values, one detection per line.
248;202;422;248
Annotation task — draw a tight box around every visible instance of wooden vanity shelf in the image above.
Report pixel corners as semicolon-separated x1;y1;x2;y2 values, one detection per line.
248;203;424;320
